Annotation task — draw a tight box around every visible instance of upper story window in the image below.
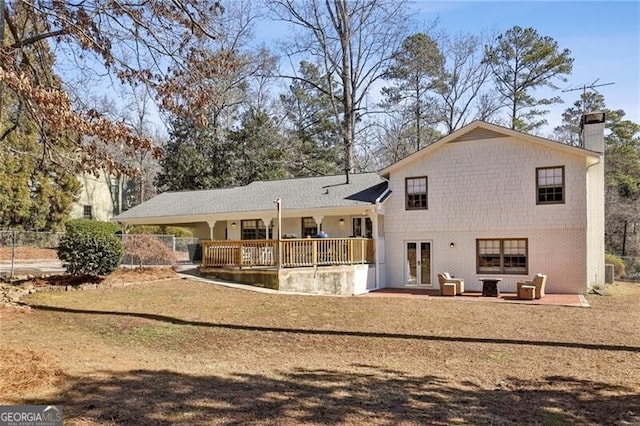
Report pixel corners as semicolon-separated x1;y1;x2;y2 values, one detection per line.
301;217;318;237
406;176;428;210
83;205;93;220
537;166;565;204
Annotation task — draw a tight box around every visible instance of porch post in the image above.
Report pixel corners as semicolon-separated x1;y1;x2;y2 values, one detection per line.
261;217;274;240
206;220;216;240
368;211;380;289
313;215;324;232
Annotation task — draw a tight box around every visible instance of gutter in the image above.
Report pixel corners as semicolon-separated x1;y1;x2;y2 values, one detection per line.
375;187;392;209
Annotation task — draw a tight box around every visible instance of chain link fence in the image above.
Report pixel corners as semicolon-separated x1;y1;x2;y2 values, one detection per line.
620;256;640;280
120;234;200;266
1;230;201;278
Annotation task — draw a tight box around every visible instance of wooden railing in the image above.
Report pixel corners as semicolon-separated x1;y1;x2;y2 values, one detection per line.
202;240;277;268
201;238;374;268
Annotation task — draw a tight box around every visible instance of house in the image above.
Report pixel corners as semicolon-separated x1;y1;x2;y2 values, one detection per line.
71;172;127;221
114;114;605;295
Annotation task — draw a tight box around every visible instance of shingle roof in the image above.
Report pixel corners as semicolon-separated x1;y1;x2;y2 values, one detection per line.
114;173;388;221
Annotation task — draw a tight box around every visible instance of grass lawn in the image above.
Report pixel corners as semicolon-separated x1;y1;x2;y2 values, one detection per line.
1;277;639;425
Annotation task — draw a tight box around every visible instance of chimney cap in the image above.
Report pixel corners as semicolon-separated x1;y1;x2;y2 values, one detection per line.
581;111;606;126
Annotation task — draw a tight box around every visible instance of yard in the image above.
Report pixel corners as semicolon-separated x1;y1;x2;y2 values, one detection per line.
1;275;639;425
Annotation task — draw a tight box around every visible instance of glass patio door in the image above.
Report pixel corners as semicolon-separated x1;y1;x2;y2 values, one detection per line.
406;242;431;286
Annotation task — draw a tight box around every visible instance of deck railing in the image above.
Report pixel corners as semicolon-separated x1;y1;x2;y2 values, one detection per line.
201;238;374;268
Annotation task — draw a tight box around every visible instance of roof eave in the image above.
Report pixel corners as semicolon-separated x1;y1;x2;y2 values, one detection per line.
379;120;602;177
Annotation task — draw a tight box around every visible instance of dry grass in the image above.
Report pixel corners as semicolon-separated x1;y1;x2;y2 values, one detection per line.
0;348;66;398
0;247;58;262
0;277;638;425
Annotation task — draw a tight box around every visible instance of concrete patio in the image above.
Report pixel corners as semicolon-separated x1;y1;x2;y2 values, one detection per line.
361;288;590;307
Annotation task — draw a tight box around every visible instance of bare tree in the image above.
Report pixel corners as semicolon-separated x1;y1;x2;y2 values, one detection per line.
436;31;497;134
267;0;411;182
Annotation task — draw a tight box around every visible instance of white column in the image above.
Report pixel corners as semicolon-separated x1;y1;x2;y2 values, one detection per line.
261;217;274;240
368;211;381;289
313;215;324;232
206;220;216;240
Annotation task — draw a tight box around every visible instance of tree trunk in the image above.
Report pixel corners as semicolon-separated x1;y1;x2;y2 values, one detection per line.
338;0;353;184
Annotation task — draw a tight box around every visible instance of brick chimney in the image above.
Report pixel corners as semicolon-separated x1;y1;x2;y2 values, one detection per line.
581;111;606;152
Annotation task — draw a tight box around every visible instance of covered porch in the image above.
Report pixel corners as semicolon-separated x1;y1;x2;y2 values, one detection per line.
113;173;390;294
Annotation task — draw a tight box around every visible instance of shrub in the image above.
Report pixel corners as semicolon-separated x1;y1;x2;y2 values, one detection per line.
57;229;124;276
122;234;177;267
128;225;193;238
128;225;163;235
165;226;194;238
605;253;625;278
65;219;121;235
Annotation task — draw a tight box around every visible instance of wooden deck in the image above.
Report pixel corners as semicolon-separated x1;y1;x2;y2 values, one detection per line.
201;238;374;269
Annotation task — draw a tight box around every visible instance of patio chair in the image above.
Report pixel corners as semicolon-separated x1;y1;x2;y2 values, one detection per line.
437;272;464;295
517;273;547;299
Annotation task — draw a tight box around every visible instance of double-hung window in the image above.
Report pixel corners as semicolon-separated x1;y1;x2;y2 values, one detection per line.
406;176;428;210
477;238;528;275
241;219;268;240
537;166;564;204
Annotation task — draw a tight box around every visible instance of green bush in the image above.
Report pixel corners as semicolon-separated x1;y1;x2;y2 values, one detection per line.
65;219;121;235
605;253;625;278
128;225;193;238
57;228;124;276
128;225;163;235
165;226;194;238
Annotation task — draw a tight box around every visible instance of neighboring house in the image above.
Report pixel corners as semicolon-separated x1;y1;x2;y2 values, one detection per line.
114;114;605;295
71;172;127;221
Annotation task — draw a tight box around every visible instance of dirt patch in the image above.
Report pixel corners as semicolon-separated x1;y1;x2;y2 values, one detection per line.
0;247;58;262
30;267;178;288
1;280;638;424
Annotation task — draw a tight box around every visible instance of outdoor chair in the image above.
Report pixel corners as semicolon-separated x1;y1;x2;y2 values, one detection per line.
517;273;547;299
437;272;464;295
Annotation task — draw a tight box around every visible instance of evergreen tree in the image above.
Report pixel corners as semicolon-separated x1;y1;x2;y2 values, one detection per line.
553;91;624;145
0;7;80;231
485;26;573;131
603;112;640;255
229;109;289;185
155;117;235;191
381;33;444;151
279;61;342;176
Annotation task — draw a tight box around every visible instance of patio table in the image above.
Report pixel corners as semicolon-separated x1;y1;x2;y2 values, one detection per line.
479;278;502;297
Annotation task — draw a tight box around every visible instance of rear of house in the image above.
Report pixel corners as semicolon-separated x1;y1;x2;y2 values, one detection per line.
380;119;605;294
113;118;605;295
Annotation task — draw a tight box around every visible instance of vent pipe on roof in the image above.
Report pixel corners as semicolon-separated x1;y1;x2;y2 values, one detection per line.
580;112;606;152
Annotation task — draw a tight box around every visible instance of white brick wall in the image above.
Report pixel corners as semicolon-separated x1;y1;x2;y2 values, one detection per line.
383;136;595;294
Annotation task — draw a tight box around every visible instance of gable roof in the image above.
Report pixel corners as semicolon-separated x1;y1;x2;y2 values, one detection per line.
380;120;602;177
114;173;388;223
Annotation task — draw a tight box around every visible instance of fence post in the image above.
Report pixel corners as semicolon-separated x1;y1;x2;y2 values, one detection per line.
10;230;16;280
172;235;176;254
